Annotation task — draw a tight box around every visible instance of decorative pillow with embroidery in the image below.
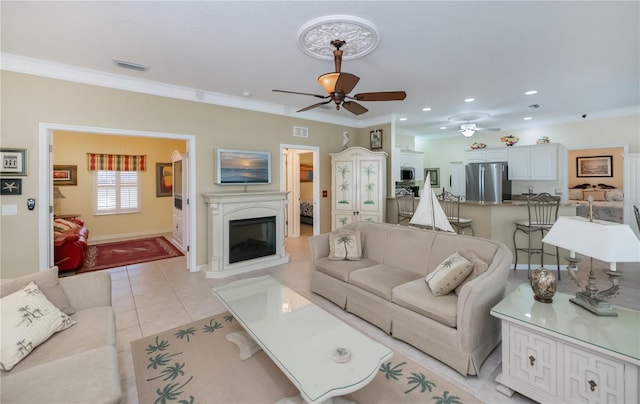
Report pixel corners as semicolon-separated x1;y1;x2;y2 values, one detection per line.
328;229;362;261
605;189;624;201
426;252;473;296
0;281;76;371
583;190;606;201
568;189;583;200
0;267;75;315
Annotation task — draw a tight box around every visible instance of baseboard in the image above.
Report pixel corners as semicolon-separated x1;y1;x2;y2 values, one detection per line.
88;230;173;244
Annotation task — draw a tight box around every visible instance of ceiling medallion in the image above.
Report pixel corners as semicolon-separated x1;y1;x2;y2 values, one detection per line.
448;112;491;123
297;15;379;60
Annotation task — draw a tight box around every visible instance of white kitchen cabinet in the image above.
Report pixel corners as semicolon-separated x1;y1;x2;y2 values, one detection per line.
398;150;424;181
465;148;508;163
331;147;387;230
507;144;558;180
492;285;639;404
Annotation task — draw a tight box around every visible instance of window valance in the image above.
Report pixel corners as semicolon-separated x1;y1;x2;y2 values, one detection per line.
87;153;147;171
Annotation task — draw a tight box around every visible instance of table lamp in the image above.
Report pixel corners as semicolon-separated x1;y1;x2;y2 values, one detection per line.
542;213;640;316
53;186;66;215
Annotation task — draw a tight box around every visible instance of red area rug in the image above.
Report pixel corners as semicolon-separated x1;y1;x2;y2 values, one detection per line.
77;236;183;273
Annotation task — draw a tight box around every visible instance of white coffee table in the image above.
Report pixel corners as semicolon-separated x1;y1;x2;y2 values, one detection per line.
212;275;393;404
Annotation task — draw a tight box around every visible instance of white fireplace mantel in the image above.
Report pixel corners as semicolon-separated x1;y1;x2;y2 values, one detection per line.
201;191;290;278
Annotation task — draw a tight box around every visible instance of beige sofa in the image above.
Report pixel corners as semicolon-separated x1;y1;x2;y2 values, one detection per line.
1;268;121;403
309;221;513;376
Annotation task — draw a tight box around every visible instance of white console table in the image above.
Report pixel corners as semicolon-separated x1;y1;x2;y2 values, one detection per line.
491;284;639;403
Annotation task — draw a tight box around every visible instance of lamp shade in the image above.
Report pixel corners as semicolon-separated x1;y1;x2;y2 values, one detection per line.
53;187;66;199
542;216;640;263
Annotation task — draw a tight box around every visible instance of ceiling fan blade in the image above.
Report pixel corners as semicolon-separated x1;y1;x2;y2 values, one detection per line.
297;100;332;113
342;101;368;115
334;73;360;94
477;127;501;132
272;89;328;99
354;91;407;102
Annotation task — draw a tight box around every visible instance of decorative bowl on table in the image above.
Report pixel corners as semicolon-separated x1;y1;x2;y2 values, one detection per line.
530;268;557;303
500;135;519;146
470;142;486;149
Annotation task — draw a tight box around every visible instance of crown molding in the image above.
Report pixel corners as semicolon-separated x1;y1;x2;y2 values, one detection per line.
1;52;379;129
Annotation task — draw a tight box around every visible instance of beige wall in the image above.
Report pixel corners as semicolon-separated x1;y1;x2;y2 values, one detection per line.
567;147;624;189
416;115;639;196
299;152;314;201
0;71;354;277
53;131;186;240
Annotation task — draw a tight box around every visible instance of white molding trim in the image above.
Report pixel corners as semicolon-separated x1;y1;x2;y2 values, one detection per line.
2;52;380;129
39;123;198;273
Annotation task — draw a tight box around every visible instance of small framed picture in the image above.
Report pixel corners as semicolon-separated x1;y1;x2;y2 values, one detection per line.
53;165;78;186
1;178;22;195
1;148;27;176
370;129;383;150
576;156;613;177
425;168;440;188
156;162;173;197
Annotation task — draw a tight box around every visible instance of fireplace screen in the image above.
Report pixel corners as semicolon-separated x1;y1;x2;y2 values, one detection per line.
229;216;276;264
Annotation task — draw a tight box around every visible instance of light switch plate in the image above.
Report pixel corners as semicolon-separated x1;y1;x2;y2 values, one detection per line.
2;204;18;215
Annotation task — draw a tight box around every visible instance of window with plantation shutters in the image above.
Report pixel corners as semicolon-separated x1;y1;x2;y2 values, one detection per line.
94;170;141;214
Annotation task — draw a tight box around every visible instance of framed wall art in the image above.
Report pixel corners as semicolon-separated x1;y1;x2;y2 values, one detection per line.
53;165;78;185
1;178;22;195
370;129;383;150
577;156;613;177
425;168;440;187
1;148;27;176
156;162;173;197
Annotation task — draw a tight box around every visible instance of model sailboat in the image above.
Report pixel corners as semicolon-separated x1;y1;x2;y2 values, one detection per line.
409;173;455;232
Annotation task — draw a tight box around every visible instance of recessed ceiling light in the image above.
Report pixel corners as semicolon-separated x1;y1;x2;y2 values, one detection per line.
525;90;538;95
399;117;407;121
422;107;432;112
440;126;447;130
464;98;475;103
523;117;533;120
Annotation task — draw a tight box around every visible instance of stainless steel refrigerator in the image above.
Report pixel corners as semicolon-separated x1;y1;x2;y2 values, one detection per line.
465;162;511;202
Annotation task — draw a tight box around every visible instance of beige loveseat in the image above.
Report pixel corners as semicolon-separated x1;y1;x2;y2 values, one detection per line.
1;268;121;403
309;221;512;376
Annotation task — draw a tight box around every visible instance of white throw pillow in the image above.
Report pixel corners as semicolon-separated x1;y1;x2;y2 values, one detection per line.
568;189;583;200
426;252;473;296
1;281;76;371
328;230;362;261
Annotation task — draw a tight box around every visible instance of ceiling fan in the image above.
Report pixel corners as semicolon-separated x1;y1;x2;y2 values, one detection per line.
272;40;406;115
459;123;501;137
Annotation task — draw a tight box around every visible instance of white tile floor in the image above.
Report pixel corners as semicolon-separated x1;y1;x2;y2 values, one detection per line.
109;230;640;403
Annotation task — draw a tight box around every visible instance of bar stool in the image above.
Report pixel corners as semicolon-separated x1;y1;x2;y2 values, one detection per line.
512;193;561;279
396;188;415;225
437;189;474;235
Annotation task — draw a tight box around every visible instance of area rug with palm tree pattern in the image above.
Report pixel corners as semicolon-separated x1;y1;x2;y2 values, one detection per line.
77;236;183;273
131;312;480;404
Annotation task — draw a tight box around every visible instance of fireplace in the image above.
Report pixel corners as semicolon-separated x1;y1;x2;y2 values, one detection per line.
202;191;289;278
229;216;276;264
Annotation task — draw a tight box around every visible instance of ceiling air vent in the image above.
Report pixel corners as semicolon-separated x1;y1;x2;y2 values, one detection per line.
293;126;309;138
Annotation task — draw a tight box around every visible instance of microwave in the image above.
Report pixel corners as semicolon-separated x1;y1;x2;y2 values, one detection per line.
400;167;415;181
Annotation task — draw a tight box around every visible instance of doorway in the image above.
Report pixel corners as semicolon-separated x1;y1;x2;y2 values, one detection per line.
39;123;197;272
280;144;320;237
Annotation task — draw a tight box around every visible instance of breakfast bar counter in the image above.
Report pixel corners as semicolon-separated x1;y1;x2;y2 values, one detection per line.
459;201;577;265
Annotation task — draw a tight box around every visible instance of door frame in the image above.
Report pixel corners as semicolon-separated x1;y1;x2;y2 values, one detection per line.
39;122;197;272
280;144;320;236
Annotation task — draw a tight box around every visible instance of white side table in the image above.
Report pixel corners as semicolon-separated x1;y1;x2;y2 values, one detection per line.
491;284;639;404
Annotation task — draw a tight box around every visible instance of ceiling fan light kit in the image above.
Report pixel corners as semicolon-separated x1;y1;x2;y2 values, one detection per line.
274;35;406;115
